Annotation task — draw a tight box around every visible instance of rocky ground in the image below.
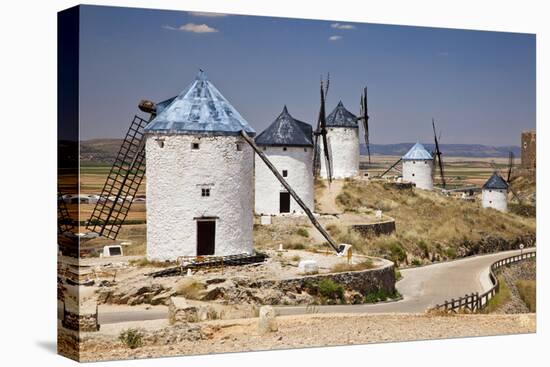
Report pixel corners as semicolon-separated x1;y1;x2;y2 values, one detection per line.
494;259;536;314
60;251;389;309
68;313;536;362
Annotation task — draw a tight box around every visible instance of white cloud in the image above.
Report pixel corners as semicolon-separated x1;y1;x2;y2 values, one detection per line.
329;35;343;41
189;11;228;17
162;23;219;33
331;23;355;30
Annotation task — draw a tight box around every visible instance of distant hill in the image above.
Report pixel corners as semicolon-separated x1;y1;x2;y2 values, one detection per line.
80;139;520;165
80;139;124;165
361;143;520;158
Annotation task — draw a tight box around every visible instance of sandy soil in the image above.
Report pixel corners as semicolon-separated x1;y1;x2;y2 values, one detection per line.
76;312;536;362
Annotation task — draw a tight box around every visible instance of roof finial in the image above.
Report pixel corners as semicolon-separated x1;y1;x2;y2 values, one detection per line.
282;105;289;114
197;69;207;81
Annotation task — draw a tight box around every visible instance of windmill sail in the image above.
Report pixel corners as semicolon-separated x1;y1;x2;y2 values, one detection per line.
359;86;371;163
432;118;446;188
86;115;148;239
313;76;333;182
507;151;514;183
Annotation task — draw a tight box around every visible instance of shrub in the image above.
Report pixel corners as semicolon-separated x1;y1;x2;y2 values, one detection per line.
364;289;400;303
291;255;301;262
411;259;422;266
296;228;310;238
119;329;143;349
317;279;345;300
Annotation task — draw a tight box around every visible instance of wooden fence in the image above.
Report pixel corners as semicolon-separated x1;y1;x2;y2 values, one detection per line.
431;251;536;313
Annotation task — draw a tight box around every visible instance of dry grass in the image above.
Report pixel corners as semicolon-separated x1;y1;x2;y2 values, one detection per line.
516;280;536;312
335;181;535;261
482;276;511;314
175;278;206;300
253;223;315;251
331;259;375;273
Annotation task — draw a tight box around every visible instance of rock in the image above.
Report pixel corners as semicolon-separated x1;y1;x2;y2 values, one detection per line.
258;306;278;334
206;278;226;285
202;287;225;301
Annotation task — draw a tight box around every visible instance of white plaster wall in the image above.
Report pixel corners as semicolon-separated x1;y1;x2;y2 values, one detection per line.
482;189;508;212
319;127;359;179
145;134;254;260
402;159;434;190
255;146;314;215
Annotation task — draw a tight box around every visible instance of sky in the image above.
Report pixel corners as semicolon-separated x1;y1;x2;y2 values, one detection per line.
78;5;536;146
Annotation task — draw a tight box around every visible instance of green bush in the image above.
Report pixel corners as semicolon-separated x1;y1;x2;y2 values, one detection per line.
296;228;310;238
119;329;143;349
317;279;344;300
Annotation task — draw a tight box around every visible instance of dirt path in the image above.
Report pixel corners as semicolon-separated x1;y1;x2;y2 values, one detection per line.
316;179;345;214
76;312;535;361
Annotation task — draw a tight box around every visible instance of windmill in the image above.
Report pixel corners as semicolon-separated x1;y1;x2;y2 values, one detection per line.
312;75;333;182
86;72;344;255
489;152;523;205
431;118;446;189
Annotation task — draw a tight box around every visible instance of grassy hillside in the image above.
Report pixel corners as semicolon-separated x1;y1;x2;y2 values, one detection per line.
332;180;535;265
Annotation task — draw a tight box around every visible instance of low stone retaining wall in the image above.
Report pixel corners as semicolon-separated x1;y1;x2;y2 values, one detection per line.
252;260;396;297
352;220;396;237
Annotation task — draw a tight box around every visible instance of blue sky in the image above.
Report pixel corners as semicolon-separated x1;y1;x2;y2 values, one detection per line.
79;5;535;145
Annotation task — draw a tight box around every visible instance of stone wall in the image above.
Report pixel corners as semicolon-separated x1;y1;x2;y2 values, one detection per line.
352;220;396;237
253;261;396;296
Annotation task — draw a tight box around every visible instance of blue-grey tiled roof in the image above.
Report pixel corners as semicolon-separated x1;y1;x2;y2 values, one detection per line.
155;96;176;115
255;106;313;147
402;142;433;160
483;172;508;190
145;71;256;136
326;101;358;128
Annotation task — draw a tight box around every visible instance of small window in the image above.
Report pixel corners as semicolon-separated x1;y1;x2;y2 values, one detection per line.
424;161;427;164
304;148;308;152
412;173;415;177
262;146;267;151
201;188;210;197
413;161;416;164
236;143;243;151
283;147;287;151
282;170;288;177
156;139;165;148
192;142;200;150
489;201;492;204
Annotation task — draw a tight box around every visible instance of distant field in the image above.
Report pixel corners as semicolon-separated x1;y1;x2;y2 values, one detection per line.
361;154;517;187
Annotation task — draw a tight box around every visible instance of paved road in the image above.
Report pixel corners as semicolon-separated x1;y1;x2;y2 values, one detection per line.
58;249;533;324
276;248;534;315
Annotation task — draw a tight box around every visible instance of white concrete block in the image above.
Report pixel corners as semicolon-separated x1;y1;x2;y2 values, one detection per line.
298;260;319;275
260;215;272;225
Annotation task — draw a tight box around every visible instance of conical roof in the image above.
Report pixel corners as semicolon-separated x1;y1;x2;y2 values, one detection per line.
482;172;508;190
145;71;256;136
402;142;433;160
326;101;358;128
255;106;313;147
